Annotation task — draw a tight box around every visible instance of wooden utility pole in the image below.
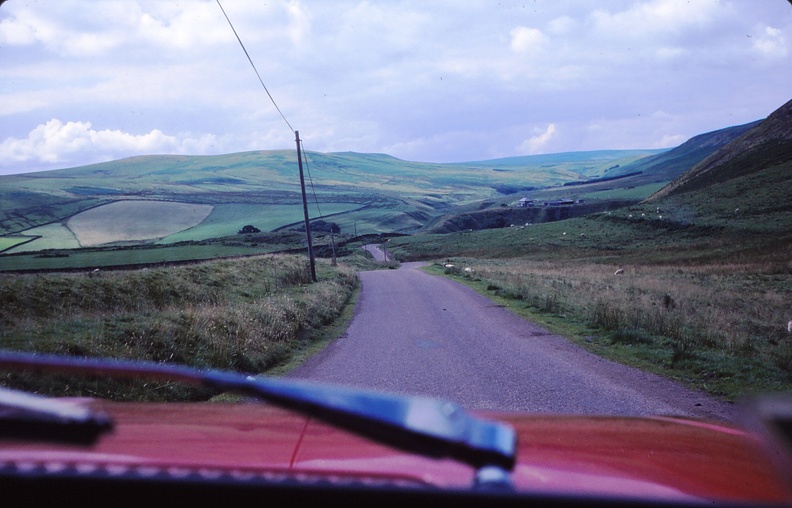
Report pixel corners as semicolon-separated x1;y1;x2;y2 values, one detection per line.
295;130;317;282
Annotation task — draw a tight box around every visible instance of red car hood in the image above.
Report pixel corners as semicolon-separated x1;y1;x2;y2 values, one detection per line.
1;401;790;504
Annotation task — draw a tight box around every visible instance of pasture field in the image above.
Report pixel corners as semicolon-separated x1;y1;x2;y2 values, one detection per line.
0;236;35;253
159;202;363;243
578;182;667;201
67;200;214;246
0;243;266;272
5;223;81;253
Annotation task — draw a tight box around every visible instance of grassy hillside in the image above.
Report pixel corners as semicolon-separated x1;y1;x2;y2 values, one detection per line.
605;121;761;186
0;148;662;262
649;98;792;201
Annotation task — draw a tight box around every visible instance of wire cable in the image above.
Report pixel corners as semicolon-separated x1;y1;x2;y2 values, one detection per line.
300;140;324;218
216;0;295;133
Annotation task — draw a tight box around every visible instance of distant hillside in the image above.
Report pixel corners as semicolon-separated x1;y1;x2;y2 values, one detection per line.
0;149;658;238
648;98;792;201
611;120;761;186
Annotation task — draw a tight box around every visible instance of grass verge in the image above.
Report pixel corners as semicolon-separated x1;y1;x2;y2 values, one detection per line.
427;259;792;401
0;254;359;401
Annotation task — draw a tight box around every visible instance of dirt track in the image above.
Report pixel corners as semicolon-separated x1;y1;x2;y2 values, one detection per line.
292;262;738;421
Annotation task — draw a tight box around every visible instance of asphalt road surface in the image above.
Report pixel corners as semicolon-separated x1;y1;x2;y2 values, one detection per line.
361;244;390;262
292;263;737;421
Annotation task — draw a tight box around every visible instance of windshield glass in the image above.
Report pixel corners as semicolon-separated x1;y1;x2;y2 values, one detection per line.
0;1;790;426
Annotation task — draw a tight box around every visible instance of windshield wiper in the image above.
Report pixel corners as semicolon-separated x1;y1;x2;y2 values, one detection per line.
0;350;516;484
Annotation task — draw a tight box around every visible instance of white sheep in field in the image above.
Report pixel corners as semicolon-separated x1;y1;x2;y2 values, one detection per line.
464;267;474;274
788;320;792;334
614;268;624;275
444;263;455;268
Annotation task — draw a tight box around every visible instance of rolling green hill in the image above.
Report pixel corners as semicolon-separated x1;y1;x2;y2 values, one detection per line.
1;104;781;263
0;148;661;255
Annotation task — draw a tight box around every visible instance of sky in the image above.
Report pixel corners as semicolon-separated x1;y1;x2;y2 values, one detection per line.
1;0;791;175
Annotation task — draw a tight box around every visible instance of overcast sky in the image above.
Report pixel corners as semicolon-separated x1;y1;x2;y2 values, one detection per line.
1;0;790;175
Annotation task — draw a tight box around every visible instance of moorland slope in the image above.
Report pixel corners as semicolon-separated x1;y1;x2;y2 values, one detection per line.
649;98;792;201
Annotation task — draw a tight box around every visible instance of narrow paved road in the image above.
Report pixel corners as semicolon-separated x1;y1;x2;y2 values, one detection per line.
361;243;390;262
292;263;736;420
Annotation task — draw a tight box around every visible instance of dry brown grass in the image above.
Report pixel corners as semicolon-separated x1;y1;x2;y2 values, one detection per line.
448;257;792;397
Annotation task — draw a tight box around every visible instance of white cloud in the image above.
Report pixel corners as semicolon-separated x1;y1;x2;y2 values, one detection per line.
590;0;725;40
510;26;549;53
518;124;557;155
656;133;686;148
0;119;218;171
752;26;788;59
547;16;576;36
1;0;790;174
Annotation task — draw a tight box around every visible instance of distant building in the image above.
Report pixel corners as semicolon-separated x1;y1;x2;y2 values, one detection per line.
544;198;575;207
517;197;534;207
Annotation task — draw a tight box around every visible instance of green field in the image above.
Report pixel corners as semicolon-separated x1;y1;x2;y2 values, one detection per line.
0;243;268;272
6;224;81;253
159;202;364;244
67;201;214;246
0;236;36;253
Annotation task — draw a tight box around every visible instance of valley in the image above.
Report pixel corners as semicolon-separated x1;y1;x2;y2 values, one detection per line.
0;98;790;404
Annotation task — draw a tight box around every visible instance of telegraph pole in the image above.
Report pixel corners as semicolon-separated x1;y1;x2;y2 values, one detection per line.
295;130;317;282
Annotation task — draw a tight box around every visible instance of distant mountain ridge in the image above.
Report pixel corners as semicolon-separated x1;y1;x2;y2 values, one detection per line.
648;98;792;201
612;120;761;184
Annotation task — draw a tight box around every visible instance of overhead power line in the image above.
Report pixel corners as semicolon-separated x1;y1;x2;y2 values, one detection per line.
216;0;295;133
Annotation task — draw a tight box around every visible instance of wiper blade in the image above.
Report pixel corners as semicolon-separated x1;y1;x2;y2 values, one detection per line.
0;351;516;472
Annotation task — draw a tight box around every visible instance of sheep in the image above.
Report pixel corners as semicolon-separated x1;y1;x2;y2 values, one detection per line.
788;320;792;334
614;268;624;275
579;233;586;238
443;263;455;268
464;267;474;274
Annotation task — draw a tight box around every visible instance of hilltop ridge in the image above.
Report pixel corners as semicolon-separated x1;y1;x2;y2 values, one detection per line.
648;98;792;201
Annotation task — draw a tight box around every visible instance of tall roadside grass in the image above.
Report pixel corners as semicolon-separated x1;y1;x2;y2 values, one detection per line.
441;258;792;399
0;255;358;401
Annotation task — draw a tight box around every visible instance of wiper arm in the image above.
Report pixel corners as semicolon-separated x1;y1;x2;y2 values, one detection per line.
0;386;113;444
0;351;516;474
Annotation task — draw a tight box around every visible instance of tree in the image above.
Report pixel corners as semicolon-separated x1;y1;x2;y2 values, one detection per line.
237;225;261;234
